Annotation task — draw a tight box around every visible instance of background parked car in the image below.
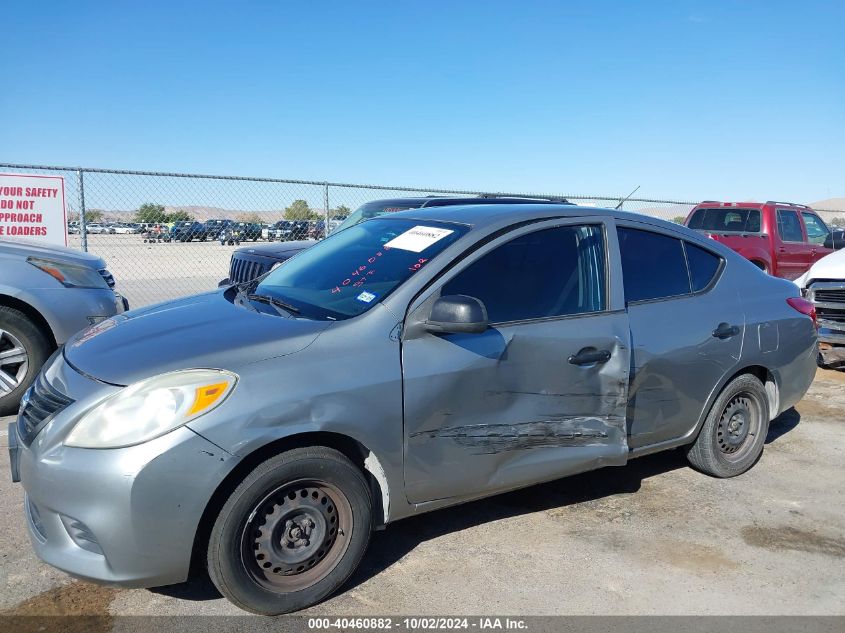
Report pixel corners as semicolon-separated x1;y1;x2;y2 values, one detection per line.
0;238;127;414
824;227;845;250
232;222;262;241
267;220;311;241
795;247;845;368
110;223;136;234
85;223;115;235
685;201;833;279
203;219;236;241
170;221;209;242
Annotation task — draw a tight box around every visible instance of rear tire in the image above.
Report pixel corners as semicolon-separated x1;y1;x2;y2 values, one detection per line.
0;307;52;416
687;374;769;477
207;447;372;615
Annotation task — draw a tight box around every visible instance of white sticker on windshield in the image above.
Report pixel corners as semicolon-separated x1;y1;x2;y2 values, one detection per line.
356;291;377;303
383;226;454;253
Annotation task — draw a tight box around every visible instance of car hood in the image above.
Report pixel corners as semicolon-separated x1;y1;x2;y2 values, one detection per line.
0;238;106;269
794;248;845;288
63;291;332;385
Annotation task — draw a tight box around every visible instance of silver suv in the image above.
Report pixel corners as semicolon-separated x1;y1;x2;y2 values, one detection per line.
0;239;127;414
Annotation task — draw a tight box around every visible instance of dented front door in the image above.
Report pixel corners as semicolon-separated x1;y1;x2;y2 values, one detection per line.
400;221;631;504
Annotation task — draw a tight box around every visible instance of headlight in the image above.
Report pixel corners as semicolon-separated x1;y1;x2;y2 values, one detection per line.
65;369;238;449
27;257;109;289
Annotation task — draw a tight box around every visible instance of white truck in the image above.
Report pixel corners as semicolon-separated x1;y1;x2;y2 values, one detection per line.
795;248;845;368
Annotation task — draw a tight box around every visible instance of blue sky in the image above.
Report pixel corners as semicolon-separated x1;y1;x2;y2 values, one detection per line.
2;1;843;203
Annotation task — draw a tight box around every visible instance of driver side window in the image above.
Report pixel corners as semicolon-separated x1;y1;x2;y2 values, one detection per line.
441;224;606;323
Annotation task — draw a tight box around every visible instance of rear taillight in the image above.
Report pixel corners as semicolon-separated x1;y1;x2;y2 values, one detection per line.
787;296;817;329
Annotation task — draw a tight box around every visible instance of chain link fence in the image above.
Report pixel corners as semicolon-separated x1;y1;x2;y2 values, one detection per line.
1;163;841;308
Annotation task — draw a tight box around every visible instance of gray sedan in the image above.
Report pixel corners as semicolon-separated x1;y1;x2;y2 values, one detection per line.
0;239;127;415
11;204;817;614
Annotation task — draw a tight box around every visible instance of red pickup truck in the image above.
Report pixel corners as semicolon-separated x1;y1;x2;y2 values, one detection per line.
685;201;834;280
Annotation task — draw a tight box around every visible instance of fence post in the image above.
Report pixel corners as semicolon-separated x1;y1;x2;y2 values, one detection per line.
77;169;88;252
323;182;330;238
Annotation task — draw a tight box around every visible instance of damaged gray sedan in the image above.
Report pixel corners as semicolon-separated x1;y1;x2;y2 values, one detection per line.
11;203;818;614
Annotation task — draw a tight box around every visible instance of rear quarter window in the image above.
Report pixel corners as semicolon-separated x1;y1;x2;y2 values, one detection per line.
617;227;691;303
685;243;722;291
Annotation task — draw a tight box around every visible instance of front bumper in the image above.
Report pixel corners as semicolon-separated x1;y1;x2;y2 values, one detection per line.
14;358;235;588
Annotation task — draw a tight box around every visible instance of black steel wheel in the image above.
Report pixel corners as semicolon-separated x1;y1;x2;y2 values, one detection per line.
207;447;372;614
242;479;352;592
687;373;770;477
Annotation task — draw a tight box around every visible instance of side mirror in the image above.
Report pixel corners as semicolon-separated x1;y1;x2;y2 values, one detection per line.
425;295;489;334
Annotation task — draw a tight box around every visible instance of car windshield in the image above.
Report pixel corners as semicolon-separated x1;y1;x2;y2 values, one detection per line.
688;207;761;233
255;218;467;320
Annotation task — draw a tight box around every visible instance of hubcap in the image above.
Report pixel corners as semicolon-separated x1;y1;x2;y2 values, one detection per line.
716;393;761;460
241;480;352;592
0;329;28;395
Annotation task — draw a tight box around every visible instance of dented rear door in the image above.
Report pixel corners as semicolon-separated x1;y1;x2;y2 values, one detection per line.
400;218;630;504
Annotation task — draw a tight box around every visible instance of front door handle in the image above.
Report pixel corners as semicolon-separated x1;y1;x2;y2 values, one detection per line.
568;348;612;366
712;322;740;339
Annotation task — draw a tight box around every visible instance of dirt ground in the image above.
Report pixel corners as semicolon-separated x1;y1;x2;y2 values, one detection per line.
1;369;843;619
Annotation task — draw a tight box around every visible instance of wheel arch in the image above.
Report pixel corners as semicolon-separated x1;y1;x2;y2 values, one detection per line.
631;363;779;458
0;293;58;349
190;431;389;575
692;364;779;443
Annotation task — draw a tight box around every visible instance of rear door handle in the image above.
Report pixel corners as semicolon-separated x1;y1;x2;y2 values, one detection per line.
712;322;740;339
568;348;612;366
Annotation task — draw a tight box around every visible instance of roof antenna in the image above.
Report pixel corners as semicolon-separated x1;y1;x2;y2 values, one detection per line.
615;185;640;210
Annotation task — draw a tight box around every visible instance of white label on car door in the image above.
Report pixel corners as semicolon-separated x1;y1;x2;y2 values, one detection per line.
384;226;454;253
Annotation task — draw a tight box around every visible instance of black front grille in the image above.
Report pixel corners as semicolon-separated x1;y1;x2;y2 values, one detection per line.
17;373;74;447
817;307;845;324
814;288;845;303
229;255;273;284
98;268;116;289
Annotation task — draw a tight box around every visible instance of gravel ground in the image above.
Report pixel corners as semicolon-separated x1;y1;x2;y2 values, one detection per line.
1;369;843;619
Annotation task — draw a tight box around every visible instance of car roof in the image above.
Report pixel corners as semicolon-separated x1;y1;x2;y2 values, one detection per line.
382;202;716;245
359;195;573;208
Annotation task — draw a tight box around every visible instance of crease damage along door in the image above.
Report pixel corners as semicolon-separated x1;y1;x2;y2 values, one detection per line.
400;220;631;504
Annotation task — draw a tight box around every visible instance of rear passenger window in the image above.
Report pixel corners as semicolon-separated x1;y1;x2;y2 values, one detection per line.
617;228;691;302
685;243;722;291
442;224;606;323
777;210;803;242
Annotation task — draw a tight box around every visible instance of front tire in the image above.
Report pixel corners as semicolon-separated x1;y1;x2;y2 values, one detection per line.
687;374;770;477
207;447;372;615
0;306;52;416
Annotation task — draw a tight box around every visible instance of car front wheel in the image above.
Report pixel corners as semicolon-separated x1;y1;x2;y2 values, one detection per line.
207;447;372;614
0;306;52;416
686;373;770;477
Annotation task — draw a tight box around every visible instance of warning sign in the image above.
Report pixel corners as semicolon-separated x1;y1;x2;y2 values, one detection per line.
0;173;67;246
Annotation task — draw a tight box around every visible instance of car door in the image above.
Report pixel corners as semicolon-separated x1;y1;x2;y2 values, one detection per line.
775;208;811;279
616;225;743;449
801;211;834;263
401;218;630;504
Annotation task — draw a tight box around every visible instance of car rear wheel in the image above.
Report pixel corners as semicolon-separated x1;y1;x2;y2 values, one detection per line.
207;447;372;614
686;373;769;477
0;306;52;416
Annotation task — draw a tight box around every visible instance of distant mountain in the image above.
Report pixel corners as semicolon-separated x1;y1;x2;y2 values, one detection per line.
810;198;845;212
